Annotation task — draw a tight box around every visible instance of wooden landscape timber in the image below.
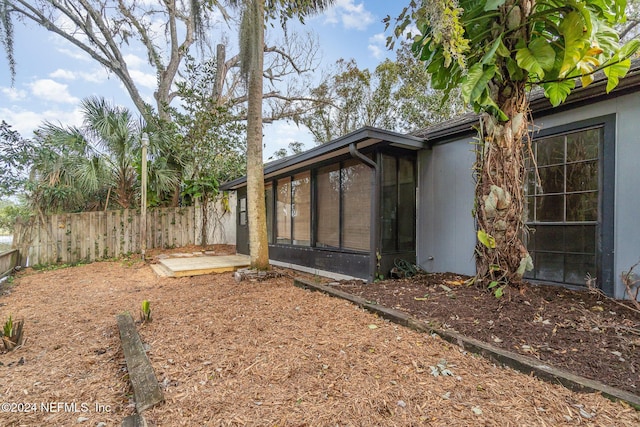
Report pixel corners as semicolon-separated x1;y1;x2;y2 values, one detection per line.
116;313;164;414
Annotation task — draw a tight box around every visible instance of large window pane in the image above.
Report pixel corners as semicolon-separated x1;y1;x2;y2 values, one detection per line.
276;178;291;244
566;192;597;221
565;225;596;253
292;172;310;246
316;164;340;248
342;159;371;251
535;195;564;222
567;129;599;162
566;161;598;192
565;254;596;285
536;136;564;166
534;252;564;282
531;225;564;252
538;165;564;194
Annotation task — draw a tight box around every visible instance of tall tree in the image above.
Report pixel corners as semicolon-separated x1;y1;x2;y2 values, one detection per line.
388;0;639;288
28;97;178;213
0;0;228;122
228;0;334;270
302;45;464;144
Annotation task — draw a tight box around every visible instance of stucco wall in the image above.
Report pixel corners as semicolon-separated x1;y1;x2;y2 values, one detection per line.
417;91;640;299
417;136;477;276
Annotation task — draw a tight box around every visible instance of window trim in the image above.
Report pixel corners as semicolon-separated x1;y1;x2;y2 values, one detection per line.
529;114;615;294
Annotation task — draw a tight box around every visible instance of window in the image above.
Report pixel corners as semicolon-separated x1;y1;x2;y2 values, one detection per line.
316;164;340;248
239;197;247;226
342;159;371;251
381;155;416;252
398;157;416;251
292;172;311;246
276;178;291;244
315;159;372;251
525;126;603;286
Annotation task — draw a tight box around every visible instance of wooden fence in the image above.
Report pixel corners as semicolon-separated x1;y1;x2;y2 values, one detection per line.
12;194;236;267
0;249;19;279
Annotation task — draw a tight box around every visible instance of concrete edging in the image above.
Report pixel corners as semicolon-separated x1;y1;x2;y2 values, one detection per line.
293;277;640;409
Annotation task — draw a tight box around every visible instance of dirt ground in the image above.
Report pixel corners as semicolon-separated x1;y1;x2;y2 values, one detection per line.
334;272;640;395
1;251;639;426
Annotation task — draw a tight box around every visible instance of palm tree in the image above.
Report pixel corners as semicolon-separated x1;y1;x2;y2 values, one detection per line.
227;0;335;270
30;97;179;212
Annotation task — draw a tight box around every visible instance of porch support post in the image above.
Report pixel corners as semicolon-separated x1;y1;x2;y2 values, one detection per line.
349;143;379;282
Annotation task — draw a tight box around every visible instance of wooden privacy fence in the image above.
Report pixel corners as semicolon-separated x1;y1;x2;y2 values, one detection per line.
0;249;19;279
12;194;236;267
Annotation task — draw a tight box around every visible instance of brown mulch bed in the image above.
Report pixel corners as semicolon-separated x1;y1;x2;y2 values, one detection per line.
333;272;640;395
0;254;638;425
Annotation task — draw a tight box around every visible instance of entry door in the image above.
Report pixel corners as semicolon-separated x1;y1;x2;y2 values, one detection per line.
236;188;249;255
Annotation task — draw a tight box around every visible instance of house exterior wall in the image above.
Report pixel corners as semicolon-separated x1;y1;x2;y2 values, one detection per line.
416;91;640;299
417;136;477;276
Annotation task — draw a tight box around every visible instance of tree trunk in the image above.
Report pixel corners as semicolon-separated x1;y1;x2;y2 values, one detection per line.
474;82;532;286
246;0;270;270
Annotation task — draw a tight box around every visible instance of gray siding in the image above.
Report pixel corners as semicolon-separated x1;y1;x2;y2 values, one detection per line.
417;137;476;276
416;91;640;299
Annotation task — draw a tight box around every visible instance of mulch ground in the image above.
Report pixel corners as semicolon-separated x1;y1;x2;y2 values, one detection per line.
333;272;640;395
0;253;639;426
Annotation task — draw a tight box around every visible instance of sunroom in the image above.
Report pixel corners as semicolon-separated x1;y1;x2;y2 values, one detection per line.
221;127;426;281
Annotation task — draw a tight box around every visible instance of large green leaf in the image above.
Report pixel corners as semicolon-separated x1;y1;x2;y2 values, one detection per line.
559;11;589;78
516;37;555;79
603;57;630;93
542;80;576;107
461;63;496;104
481;35;503;65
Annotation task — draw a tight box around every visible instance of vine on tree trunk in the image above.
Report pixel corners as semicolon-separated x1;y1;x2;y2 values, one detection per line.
473;84;534;288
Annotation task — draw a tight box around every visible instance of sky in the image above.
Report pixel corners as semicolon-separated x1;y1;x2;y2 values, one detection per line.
0;0;407;159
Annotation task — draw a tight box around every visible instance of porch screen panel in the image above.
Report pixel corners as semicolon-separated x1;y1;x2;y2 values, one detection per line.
525;127;601;286
276;178;291;244
265;183;274;244
381;155;398;250
316;164;340;248
342;159;371;251
397;157;416;251
292;172;311;246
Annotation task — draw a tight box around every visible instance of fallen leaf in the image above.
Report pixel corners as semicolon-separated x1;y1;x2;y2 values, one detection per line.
590;305;604;312
368;324;378;329
439;284;453;292
472;407;483;415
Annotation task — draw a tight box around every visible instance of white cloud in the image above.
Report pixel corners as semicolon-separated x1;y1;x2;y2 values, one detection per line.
0;87;27;102
49;67;111;84
0;106;84;138
324;0;375;31
29;79;80;104
129;69;157;90
368;33;386;59
50;69;76;80
123;53;146;70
